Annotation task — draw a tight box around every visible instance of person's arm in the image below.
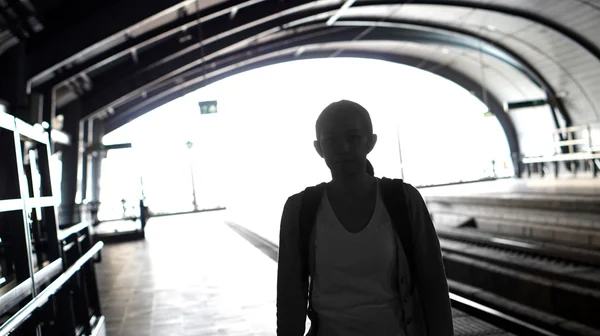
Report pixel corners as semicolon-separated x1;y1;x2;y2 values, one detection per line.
404;184;454;336
277;194;308;336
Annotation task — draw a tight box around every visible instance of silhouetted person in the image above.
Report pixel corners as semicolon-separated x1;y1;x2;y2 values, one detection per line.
277;100;453;336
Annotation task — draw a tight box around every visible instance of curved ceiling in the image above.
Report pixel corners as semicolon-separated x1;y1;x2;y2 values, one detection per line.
1;0;599;130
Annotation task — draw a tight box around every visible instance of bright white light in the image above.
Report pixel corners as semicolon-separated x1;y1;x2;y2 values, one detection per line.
441;48;449;54
102;57;512;242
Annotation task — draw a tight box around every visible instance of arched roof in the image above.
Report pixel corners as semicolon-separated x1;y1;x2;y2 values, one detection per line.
1;0;599;133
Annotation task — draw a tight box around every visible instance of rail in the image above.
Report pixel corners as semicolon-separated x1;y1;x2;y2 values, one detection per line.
449;293;559;336
0;242;104;336
436;227;600;267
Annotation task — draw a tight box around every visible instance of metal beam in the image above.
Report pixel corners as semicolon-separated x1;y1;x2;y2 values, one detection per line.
75;3;345;117
73;17;561;125
402;0;600;66
315;17;573;127
29;0;600;94
27;0;186;77
29;0;256;93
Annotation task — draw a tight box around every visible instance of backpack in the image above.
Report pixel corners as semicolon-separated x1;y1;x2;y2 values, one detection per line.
298;177;415;334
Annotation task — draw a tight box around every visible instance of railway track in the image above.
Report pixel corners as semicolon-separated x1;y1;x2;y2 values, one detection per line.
438;227;600;336
225;221;577;336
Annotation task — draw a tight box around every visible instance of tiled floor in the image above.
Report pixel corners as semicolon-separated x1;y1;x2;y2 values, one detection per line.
94;211;277;336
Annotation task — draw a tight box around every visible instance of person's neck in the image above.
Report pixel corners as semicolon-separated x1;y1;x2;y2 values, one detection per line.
329;172;375;198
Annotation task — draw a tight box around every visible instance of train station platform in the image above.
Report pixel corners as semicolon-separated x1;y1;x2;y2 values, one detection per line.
418;178;600;249
95;211;516;336
418;177;600;199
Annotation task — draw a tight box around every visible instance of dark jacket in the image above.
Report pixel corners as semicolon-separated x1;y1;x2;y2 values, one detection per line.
276;180;453;336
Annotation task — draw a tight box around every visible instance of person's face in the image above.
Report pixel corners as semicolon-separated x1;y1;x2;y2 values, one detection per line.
314;110;377;176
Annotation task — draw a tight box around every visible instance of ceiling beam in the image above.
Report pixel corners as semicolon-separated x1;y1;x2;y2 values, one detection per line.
29;0;255;92
403;0;600;65
70;18;562;124
27;0;187;78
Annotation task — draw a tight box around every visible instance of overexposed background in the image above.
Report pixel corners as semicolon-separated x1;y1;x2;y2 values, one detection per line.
101;58;514;242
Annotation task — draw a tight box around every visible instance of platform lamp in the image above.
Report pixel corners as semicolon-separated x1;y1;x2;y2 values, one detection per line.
186;140;198;212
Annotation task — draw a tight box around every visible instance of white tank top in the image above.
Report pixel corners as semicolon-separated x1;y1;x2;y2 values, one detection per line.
312;180;405;336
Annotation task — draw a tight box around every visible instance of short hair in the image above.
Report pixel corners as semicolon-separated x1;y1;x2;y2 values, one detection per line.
315;100;373;138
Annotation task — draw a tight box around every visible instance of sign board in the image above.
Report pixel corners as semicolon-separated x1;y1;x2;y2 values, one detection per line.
199;100;218;115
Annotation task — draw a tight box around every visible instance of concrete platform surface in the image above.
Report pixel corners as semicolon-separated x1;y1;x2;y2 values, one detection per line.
418;178;600;200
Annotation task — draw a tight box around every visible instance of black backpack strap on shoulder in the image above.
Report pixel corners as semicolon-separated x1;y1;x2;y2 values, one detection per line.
380;178;416;286
299;182;327;277
299;182;327;334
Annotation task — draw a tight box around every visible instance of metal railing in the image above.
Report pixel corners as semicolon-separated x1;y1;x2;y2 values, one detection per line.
0;109;105;336
522;122;600;177
0;242;103;336
551;122;600;154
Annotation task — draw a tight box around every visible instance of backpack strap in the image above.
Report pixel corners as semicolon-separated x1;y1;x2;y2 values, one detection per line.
379;177;416;289
299;182;327;332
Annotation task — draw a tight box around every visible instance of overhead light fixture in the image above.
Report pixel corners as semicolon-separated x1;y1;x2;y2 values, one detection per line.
327;0;356;26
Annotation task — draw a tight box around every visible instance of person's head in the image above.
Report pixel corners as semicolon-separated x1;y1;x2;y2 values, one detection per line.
313;100;377;178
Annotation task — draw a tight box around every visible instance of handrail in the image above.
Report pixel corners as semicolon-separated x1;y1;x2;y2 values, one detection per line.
551;122;600;134
0;242;104;336
57;222;90;241
522;152;600;164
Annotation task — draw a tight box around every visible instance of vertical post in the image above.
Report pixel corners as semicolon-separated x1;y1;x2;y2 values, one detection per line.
90;121;104;205
13;119;37;296
60;101;82;227
396;123;404;180
587;124;593;153
77;119;88;205
86;119;94;204
186;141;198;212
567;129;573;154
39;132;62;261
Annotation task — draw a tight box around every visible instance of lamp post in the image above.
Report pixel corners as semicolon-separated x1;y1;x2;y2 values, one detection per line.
186;141;198;212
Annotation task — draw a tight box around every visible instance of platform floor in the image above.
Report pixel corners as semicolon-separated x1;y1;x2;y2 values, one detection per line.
418;177;600;200
95;212;513;336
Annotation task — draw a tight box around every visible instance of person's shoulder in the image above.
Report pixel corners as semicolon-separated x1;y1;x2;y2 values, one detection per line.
285;182;327;207
379;177;422;201
401;181;421;199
